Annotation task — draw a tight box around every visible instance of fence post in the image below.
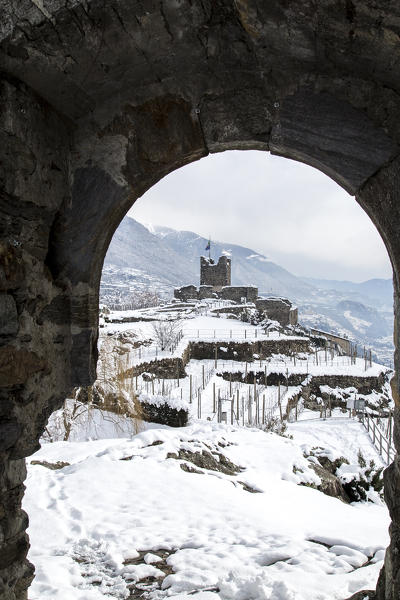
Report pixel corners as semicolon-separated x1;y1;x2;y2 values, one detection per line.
248;390;251;425
189;375;192;404
262;394;265;425
202;365;205;390
198;391;201;419
231;398;234;425
213;382;216;412
215;346;217;368
237;390;240;425
278;382;282;421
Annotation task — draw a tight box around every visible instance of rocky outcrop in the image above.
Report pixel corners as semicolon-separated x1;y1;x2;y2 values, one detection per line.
140;401;188;428
308;462;350;503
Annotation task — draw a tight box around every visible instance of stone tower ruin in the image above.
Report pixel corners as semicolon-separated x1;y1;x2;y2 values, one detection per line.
200;256;231;292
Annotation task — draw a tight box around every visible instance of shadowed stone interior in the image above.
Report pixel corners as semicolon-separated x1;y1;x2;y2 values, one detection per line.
1;2;400;598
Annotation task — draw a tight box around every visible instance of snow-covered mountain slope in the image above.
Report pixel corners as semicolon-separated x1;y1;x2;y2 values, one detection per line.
152;224;315;299
104;217;195;287
303;277;393;310
25;419;388;600
101;216;394;365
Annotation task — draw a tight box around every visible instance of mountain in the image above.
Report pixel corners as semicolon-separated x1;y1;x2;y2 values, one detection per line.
101;215;394;366
152;224;314;299
103;217;194;286
303;277;393;309
102;216;316;301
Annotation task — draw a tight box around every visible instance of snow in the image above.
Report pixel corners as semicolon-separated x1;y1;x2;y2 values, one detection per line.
344;311;372;334
27;303;394;599
25;420;389;600
288;418;385;468
246;254;270;263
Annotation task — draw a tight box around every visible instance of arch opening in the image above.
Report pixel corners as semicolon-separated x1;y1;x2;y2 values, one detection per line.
26;149;396;599
2;4;400;596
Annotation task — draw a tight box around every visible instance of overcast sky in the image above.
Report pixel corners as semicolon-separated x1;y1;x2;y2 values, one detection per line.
128;150;392;283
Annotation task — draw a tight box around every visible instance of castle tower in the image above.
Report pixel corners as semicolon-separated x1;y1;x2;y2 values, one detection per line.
200;255;231;292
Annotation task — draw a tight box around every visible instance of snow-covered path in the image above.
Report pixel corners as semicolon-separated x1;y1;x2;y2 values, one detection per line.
288;415;386;467
24;417;389;600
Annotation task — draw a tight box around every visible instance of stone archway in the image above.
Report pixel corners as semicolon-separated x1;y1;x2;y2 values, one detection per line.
1;2;400;599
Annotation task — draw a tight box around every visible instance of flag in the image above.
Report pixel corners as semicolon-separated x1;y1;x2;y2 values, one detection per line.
205;239;211;251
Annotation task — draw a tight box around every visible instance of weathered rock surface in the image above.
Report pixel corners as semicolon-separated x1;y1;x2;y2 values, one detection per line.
345;592;376;600
1;1;400;598
167;449;243;476
308;462;350;504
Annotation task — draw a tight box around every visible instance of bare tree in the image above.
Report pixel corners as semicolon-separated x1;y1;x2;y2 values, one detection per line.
151;319;182;351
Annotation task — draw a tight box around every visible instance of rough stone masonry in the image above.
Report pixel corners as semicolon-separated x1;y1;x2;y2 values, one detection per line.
1;2;400;599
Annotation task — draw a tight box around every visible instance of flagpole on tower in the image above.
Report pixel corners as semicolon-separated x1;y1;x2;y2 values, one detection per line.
205;237;211;260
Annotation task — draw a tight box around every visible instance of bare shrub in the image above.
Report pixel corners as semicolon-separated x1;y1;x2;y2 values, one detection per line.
151;319;182;351
43;339;143;442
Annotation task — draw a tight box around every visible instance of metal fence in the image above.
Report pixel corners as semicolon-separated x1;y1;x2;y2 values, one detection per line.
360;412;396;465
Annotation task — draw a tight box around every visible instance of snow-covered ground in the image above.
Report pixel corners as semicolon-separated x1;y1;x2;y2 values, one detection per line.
25;304;392;599
25;418;389;600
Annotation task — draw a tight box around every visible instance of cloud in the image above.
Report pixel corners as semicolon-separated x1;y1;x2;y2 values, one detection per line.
129;150;392;282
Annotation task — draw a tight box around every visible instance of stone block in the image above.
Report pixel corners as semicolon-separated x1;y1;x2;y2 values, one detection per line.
0;347;46;386
0;244;24;291
0;294;18;337
198;285;214;299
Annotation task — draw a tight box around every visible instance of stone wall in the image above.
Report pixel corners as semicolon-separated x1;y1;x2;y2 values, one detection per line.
198;285;215;299
309;328;351;355
174;284;258;303
174;285;198;302
219;370;386;399
256;297;298;327
289;308;298;326
220;286;258;303
200;256;231;291
189;338;311;362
